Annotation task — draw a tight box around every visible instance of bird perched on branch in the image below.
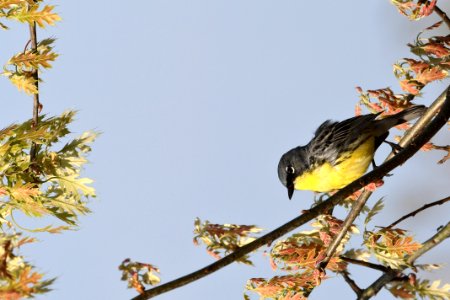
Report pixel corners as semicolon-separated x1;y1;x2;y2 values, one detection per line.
277;105;426;199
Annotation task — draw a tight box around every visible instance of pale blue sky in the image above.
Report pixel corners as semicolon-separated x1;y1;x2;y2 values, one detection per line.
1;1;449;299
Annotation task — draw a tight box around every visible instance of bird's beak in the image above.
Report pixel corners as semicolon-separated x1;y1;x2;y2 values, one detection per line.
287;184;294;200
286;172;295;200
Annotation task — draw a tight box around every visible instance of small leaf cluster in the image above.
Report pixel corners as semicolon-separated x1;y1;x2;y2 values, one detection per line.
363;200;449;299
391;0;436;20
245;215;354;299
1;1;60;95
193;217;262;265
389;279;450;299
364;228;421;269
3;38;58;95
0;0;61;30
0;233;55;299
356;20;449;165
0;111;97;232
245;273;313;300
396;21;450;96
119;259;161;295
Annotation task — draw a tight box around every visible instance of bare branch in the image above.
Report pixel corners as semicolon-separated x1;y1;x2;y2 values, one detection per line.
341;271;362;296
28;18;40;162
386;196;450;229
358;222;450;300
340;256;390;273
131;86;450;300
434;6;450;29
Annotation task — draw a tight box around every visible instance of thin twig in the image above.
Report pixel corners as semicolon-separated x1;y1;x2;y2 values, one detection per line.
340;256;390;273
28;18;40;162
341;271;362;296
358;222;450;300
131;86;450;300
312;87;448;279
434;6;450;29
385;196;450;229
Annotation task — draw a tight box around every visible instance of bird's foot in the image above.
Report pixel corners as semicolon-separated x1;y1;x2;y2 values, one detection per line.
384;140;403;154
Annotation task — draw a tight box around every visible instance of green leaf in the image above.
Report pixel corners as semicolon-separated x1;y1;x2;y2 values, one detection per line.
343;248;370;262
364;198;384;227
0;112;97;232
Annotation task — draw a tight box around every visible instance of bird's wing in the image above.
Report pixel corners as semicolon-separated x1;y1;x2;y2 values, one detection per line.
307;113;380;165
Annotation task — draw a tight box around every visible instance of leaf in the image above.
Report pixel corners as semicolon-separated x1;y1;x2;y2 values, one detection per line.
0;0;24;10
270;221;348;273
343;248;370;262
364;198;384;227
193;218;262;265
56;175;96;197
143;271;161;286
422;43;450;58
7;183;50;217
119;259;161;293
0;21;8;30
8;73;38;94
8;182;40;203
399;79;422;95
425;280;450;299
415;263;443;271
385;235;421;256
246;273;316;299
424;20;443;31
415;66;448;84
388;279;450;300
0;233;55;298
391;0;437;20
404;58;429;74
12;5;61;28
389;283;415;298
9;50;58;69
364;229;421;269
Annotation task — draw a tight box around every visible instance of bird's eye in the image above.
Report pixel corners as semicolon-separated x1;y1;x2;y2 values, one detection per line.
286;166;295;174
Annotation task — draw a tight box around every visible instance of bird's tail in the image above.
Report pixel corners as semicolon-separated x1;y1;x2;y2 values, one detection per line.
376;105;427;132
390;105;427;124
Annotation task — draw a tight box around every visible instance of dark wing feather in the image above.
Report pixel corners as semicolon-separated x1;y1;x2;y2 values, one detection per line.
307;113;381;165
330;113;380;146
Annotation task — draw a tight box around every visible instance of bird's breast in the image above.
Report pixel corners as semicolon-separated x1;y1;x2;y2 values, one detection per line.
294;137;375;192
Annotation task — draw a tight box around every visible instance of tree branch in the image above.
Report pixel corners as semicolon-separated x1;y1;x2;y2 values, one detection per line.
340;256;390;273
434;5;450;29
132;87;450;300
341;271;362;296
28;18;40;162
358;221;450;300
385;196;450;230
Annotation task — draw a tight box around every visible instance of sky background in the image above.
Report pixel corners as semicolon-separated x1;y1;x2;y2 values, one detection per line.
1;1;449;299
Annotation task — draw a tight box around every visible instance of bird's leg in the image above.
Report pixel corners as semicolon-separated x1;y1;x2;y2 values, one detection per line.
371;159;378;169
372;158;393;177
384;140;403;154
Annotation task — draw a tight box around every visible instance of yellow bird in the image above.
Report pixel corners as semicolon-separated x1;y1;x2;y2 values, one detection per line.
277;106;426;199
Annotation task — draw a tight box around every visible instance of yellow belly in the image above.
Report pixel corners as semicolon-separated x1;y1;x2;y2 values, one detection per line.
294;138;375;192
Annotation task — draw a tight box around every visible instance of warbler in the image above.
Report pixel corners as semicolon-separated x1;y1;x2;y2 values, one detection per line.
278;105;426;199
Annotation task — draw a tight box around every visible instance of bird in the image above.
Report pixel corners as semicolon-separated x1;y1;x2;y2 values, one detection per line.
277;105;426;199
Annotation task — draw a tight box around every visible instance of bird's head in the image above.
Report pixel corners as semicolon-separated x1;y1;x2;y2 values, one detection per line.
277;146;308;199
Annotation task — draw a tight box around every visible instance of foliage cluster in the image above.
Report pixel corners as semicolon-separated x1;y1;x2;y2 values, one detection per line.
1;1;97;298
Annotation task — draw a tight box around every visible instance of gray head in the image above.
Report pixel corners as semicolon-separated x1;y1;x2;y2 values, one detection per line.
277;146;309;199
